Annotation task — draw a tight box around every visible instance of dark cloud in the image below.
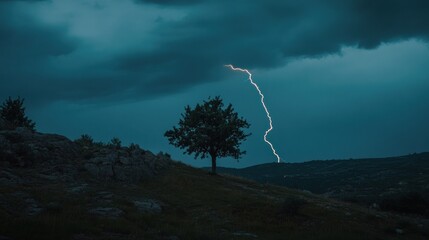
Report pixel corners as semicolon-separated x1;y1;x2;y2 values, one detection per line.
0;20;74;60
134;0;199;6
113;0;429;101
0;2;76;103
0;0;49;4
1;0;429;104
2;0;47;2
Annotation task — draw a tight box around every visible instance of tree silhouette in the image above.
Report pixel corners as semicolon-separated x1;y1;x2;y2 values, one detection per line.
165;96;250;174
0;97;35;131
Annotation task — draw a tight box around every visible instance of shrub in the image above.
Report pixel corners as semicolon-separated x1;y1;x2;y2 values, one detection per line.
74;134;94;147
0;97;35;131
128;143;140;151
74;134;96;159
108;137;122;150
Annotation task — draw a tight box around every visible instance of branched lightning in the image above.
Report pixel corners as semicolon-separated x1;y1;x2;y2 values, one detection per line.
225;64;281;163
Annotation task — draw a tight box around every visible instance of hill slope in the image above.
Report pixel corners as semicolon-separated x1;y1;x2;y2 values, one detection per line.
213;153;429;213
1;129;428;239
2;163;429;240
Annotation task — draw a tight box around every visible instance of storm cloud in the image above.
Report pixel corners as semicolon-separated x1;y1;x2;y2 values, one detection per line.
1;0;429;103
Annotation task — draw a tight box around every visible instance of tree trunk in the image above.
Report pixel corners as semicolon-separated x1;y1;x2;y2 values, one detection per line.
211;154;217;175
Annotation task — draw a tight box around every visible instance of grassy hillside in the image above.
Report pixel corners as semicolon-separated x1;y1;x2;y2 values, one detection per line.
1;162;428;240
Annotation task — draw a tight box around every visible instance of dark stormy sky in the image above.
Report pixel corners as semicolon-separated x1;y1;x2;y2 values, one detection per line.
1;0;429;168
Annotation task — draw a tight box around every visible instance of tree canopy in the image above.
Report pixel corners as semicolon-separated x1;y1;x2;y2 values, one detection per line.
165;96;250;174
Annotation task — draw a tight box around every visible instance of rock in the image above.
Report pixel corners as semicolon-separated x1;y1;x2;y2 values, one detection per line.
68;184;89;194
395;228;404;234
0;128;173;183
95;191;114;203
89;207;124;218
232;231;258;238
37;173;59;181
97;191;113;198
0;129;80;167
302;190;312;195
0;169;21;185
398;181;407;186
84;147;172;182
370;203;379;209
24;197;43;216
133;199;162;214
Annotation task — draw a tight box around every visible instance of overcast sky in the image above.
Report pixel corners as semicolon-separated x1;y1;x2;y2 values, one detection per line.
1;0;429;168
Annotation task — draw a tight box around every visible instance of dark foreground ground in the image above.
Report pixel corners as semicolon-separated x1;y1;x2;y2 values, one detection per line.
1;163;429;240
1;129;428;239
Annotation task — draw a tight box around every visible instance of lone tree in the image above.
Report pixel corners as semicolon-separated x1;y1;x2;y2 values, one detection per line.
165;96;250;174
0;97;35;131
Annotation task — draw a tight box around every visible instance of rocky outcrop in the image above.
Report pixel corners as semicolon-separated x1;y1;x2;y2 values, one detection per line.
0;128;173;183
83;148;172;182
0;127;80;167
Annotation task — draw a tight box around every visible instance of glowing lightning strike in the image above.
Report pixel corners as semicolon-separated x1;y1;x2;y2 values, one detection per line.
225;64;281;163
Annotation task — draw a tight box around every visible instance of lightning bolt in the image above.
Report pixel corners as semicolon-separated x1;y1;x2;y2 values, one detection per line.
225;64;281;163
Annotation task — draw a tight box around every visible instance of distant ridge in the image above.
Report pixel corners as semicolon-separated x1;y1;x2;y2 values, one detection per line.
209;152;429;212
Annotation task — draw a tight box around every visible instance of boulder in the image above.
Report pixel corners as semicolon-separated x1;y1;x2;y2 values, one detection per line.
24;197;43;216
89;207;124;218
68;184;89;194
232;232;258;238
0;169;21;185
133;199;163;214
95;191;114;203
